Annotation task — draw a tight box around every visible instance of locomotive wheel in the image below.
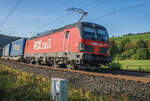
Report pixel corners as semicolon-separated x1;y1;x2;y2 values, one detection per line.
47;62;51;66
66;64;73;69
53;62;59;68
30;60;36;64
25;58;30;64
37;60;41;65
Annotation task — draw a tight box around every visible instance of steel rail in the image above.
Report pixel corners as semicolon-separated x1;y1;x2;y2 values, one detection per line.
1;59;150;83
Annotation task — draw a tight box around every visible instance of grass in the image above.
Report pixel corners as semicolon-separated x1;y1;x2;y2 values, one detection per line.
113;60;150;71
0;64;130;101
0;64;51;101
111;33;150;42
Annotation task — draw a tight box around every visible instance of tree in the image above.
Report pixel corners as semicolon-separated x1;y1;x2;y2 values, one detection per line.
118;38;130;53
136;39;147;48
109;39;119;58
148;47;150;59
136;48;149;59
134;39;149;59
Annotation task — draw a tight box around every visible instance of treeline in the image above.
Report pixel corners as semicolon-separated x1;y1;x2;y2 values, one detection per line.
123;31;150;36
109;38;150;60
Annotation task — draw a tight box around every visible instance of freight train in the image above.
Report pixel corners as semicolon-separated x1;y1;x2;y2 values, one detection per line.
2;22;112;69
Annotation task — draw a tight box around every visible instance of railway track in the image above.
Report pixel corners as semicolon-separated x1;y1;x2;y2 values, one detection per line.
97;68;150;78
1;59;150;100
2;59;150;83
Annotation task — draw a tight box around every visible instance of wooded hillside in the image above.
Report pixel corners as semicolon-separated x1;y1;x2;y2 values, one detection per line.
109;32;150;60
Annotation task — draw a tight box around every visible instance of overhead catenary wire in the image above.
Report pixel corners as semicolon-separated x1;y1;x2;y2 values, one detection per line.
32;0;100;32
46;0;71;15
81;0;99;9
31;0;150;37
1;0;70;36
31;0;71;24
87;0;150;21
0;0;22;29
33;12;71;31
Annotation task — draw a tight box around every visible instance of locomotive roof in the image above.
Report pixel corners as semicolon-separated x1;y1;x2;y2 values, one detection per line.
30;22;106;39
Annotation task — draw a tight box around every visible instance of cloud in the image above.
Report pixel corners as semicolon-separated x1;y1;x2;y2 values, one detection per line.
129;1;148;6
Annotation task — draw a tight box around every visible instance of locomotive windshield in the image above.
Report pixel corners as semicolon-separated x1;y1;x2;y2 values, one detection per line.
83;26;109;42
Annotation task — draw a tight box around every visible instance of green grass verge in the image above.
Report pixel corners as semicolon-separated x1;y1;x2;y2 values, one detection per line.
0;64;51;101
113;60;150;71
0;64;130;101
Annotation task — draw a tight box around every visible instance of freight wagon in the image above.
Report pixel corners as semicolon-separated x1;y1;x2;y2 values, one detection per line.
0;48;3;57
9;38;27;61
2;43;11;59
24;22;112;69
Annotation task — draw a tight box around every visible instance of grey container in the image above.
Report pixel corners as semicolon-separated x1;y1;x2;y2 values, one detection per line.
3;43;11;57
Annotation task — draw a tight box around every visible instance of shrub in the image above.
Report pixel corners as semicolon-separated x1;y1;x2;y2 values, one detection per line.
131;54;138;60
136;48;149;59
148;47;150;58
118;38;130;53
110;62;122;69
136;39;147;49
109;39;119;57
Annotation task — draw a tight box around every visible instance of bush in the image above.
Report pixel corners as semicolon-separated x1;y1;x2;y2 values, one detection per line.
148;47;150;58
118;38;130;53
110;62;122;69
131;39;149;59
109;39;119;57
131;54;138;60
136;48;149;59
136;39;147;48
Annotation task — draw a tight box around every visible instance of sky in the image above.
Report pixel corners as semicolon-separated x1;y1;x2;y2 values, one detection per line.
0;0;150;38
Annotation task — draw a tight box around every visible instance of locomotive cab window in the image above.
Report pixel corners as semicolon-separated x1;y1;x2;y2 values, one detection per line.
96;29;109;41
66;31;70;39
83;26;95;38
83;26;109;42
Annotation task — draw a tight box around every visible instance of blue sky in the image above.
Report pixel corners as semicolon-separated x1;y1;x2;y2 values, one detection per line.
0;0;150;37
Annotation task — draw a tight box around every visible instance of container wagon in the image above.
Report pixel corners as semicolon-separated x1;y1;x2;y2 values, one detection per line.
2;43;11;59
9;38;27;61
0;48;3;57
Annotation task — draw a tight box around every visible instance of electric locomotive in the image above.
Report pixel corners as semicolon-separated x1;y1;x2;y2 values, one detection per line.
24;22;112;69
